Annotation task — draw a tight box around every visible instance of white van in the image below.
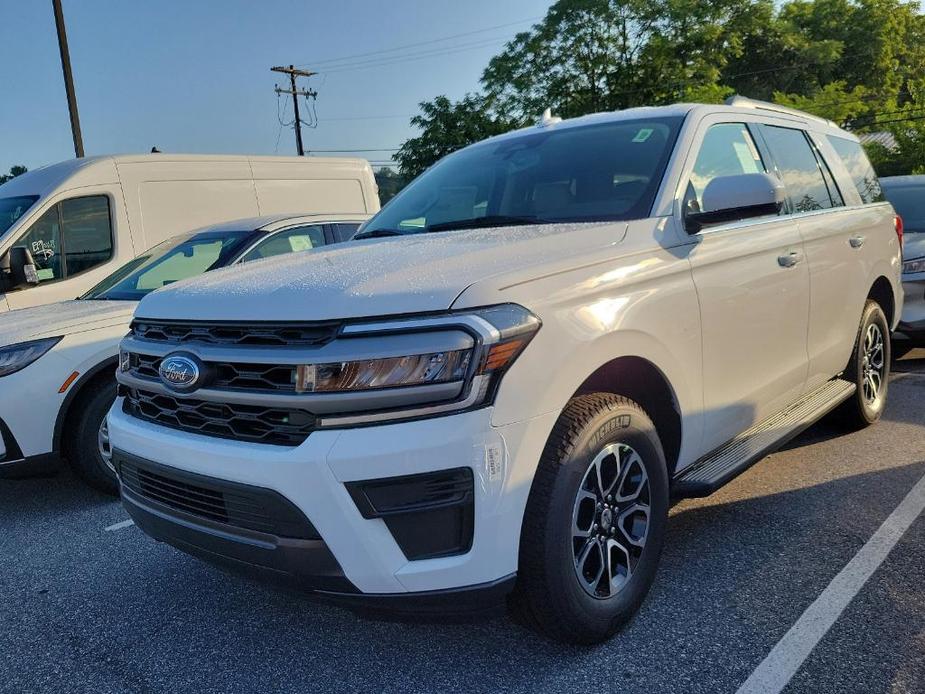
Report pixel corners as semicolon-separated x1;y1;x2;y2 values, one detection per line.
0;154;379;312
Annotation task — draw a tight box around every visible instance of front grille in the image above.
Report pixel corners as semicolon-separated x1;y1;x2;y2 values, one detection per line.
131;353;297;392
123;388;314;446
118;456;320;539
131;320;340;347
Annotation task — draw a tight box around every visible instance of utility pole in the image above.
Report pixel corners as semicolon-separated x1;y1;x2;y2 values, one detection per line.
52;0;84;158
271;65;317;156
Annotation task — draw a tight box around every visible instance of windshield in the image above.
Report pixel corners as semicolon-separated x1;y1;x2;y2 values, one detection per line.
82;230;253;301
0;195;39;237
360;116;683;237
882;184;925;232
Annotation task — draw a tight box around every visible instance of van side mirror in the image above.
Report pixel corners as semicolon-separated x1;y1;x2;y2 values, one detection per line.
685;173;785;234
2;247;40;289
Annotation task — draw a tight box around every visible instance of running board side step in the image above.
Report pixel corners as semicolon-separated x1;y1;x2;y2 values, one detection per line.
672;379;856;498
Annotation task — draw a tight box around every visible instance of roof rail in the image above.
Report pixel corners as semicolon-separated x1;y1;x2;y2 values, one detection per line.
724;95;837;127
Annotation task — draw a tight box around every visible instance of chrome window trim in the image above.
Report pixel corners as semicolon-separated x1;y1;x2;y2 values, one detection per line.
688;202;894;238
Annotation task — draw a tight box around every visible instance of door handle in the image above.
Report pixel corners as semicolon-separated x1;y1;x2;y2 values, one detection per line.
849;235;866;248
777;250;802;268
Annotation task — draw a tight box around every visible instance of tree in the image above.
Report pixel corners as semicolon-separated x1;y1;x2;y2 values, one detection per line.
0;165;27;185
374;167;406;204
394;94;513;179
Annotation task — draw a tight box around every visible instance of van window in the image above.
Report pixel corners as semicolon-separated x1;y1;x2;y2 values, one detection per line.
241;225;325;262
7;195;112;287
762;126;837;212
827;135;885;204
0;195;39;237
686;123;766;214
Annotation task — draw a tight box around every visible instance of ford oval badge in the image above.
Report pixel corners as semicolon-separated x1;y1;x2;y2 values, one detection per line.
158;353;202;391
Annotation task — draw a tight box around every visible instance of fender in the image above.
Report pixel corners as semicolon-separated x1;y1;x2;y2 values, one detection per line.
52;355;119;454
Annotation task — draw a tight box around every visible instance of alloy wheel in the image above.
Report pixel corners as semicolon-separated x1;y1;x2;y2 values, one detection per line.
571;443;651;599
98;416;114;474
861;322;885;406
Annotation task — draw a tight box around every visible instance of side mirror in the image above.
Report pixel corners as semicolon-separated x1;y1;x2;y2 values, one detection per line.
685;173;784;233
3;247;40;289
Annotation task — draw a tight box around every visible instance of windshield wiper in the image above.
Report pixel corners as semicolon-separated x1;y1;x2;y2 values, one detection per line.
353;228;407;240
426;215;547;233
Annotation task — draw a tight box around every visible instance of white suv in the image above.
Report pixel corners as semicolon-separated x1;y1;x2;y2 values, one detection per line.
109;98;903;644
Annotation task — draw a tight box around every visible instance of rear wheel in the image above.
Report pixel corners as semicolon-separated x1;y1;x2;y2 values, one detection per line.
67;380;119;495
837;300;890;429
510;394;669;644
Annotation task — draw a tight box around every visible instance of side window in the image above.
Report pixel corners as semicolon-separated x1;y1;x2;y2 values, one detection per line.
826;135;884;204
133;240;227;291
761;126;836;212
8;195;112;286
13;206;63;283
241;225;325;262
686;123;766;214
60;196;113;275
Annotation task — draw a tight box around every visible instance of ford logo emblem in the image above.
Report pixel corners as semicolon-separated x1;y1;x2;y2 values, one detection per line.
158;353;202;392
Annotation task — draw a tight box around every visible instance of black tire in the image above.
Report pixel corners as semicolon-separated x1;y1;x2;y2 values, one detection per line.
836;300;890;430
510;393;669;644
67;380;118;495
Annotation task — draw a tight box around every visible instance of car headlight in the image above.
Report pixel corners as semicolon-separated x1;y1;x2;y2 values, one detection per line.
903;257;925;275
0;337;62;378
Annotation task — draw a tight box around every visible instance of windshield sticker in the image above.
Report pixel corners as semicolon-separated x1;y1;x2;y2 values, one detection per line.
632;128;654;143
36;268;55;281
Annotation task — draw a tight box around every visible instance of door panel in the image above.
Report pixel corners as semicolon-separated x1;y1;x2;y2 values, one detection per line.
688;220;810;453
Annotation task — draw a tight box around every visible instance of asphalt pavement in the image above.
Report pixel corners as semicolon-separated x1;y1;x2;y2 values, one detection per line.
1;350;923;694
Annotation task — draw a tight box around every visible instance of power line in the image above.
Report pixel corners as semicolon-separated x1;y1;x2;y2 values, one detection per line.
271;65;317;156
317;37;510;75
307;148;400;153
296;17;539;69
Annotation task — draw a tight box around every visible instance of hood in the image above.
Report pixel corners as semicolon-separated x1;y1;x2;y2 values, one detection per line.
0;300;136;346
135;222;628;322
904;231;925;265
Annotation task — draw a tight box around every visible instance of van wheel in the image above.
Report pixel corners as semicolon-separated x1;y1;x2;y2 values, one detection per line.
836;300;891;429
68;380;119;495
510;393;669;644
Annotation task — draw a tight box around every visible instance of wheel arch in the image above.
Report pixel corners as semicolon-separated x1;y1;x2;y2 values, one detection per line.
54;356;119;457
571;355;683;475
867;275;896;328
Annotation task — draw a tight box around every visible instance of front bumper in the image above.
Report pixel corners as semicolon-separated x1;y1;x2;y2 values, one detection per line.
107;398;557;596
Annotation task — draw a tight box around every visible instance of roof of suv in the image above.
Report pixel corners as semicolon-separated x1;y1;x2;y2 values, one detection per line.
471;97;849;150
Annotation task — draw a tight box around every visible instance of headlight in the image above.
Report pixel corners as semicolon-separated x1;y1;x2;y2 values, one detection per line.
0;337;62;378
296;350;471;393
903;257;925;275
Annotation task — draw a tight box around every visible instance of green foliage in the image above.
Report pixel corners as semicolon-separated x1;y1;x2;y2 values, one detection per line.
394;94;514;179
397;0;925;177
374;167;406;204
0;165;27;185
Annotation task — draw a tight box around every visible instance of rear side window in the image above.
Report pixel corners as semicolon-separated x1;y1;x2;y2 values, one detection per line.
761;126;838;212
241;225;325;262
827;136;884;204
332;222;361;242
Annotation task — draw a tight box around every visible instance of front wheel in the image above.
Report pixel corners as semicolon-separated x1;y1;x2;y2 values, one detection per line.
836;300;891;429
68;380;119;495
510;394;669;644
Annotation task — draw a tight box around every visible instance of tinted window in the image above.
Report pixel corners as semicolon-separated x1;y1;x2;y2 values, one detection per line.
84;231;251;301
363;117;683;235
14;205;63;282
882;184;925;232
762;126;836;212
60;196;113;275
827;135;884;204
7;195;112;288
333;222;361;242
686;123;766;213
0;195;38;237
241;225;325;262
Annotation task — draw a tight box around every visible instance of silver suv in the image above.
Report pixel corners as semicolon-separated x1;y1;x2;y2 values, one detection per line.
109;97;903;644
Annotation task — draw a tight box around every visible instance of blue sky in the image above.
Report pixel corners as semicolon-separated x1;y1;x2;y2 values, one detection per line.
0;0;552;173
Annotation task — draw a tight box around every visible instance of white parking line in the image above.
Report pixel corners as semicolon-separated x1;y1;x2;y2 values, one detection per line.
104;519;135;532
737;471;925;694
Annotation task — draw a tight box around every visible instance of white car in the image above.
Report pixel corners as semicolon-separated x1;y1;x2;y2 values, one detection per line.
880;175;925;345
109;98;902;643
0;214;366;492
